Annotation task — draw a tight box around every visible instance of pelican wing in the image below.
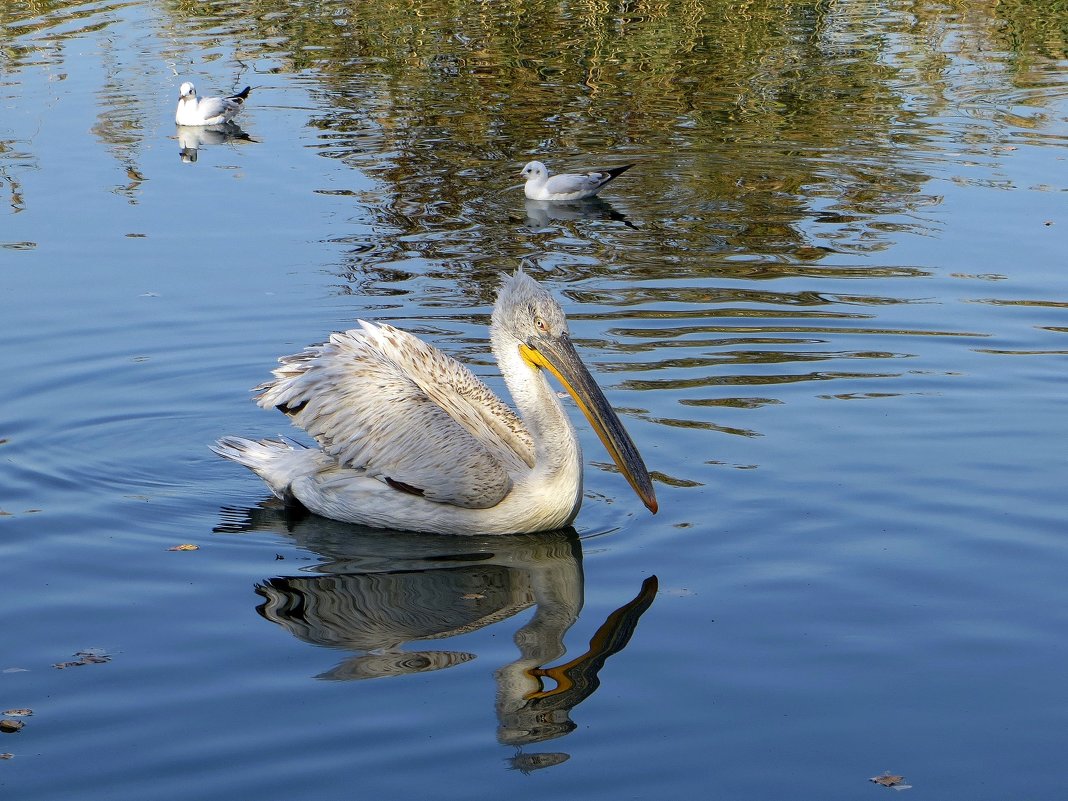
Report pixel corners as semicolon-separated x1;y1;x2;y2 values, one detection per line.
255;322;535;509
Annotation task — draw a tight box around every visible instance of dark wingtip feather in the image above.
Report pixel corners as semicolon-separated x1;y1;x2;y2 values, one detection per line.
385;477;426;497
276;400;309;417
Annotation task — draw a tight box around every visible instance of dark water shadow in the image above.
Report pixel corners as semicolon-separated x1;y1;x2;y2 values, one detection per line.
216;500;658;771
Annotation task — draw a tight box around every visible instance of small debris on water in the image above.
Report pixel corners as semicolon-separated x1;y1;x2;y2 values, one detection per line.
0;720;24;734
0;752;13;759
54;650;111;669
2;710;31;717
167;543;199;551
461;593;486;600
870;772;912;790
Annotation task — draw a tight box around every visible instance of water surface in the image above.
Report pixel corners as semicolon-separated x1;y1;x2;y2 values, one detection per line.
2;1;1067;798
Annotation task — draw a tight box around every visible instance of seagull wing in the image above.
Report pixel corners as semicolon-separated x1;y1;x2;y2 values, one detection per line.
255;322;535;509
195;96;233;121
544;172;602;196
544;164;634;198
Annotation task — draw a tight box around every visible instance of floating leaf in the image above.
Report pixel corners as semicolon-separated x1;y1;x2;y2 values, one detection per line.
74;650;110;664
54;650;111;669
2;710;31;717
0;720;24;734
870;772;912;790
167;544;199;551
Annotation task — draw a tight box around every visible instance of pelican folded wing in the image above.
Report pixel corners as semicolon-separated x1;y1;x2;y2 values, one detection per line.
255;322;533;509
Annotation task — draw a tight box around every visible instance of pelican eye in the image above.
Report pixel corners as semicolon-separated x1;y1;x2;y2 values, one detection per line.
533;315;549;334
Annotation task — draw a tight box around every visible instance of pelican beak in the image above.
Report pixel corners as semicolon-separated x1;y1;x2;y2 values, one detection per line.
521;337;658;514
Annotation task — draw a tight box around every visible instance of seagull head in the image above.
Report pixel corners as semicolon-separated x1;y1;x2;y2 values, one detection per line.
520;161;548;183
179;82;196;99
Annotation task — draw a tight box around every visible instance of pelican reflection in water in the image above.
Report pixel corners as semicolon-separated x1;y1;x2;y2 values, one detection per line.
214;271;657;534
218;503;657;763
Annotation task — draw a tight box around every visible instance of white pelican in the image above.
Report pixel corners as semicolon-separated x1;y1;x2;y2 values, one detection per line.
213;271;658;534
520;160;634;201
175;82;251;126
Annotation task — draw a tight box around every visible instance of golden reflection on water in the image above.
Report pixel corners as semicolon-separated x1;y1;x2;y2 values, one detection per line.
148;0;1067;284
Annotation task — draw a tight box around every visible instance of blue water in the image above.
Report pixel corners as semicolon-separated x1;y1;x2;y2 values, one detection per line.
2;1;1067;798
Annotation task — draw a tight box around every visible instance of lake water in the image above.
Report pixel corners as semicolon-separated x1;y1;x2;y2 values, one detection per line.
2;0;1066;798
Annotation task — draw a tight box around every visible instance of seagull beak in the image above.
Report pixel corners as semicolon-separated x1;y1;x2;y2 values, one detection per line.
521;337;658;514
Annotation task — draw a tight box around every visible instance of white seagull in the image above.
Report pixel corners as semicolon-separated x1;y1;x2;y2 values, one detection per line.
175;82;251;126
520;160;635;201
213;271;658;535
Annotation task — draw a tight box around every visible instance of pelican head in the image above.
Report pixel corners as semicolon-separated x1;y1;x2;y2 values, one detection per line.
179;81;196;99
493;272;658;514
520;160;548;182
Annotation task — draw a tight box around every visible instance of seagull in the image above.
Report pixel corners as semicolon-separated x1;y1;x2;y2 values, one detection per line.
520;160;635;201
175;82;251;126
213;270;658;535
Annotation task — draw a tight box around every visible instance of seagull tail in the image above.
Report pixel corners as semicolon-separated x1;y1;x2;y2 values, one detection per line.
605;163;635;180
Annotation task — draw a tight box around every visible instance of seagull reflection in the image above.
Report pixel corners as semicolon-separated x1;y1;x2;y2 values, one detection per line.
177;122;253;163
523;196;637;230
217;501;657;766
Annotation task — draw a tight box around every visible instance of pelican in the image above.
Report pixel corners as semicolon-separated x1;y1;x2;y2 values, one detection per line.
213;271;657;535
520;160;634;201
175;82;251;126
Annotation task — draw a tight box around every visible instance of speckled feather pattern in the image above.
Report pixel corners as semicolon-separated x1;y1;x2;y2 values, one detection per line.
255;320;534;509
